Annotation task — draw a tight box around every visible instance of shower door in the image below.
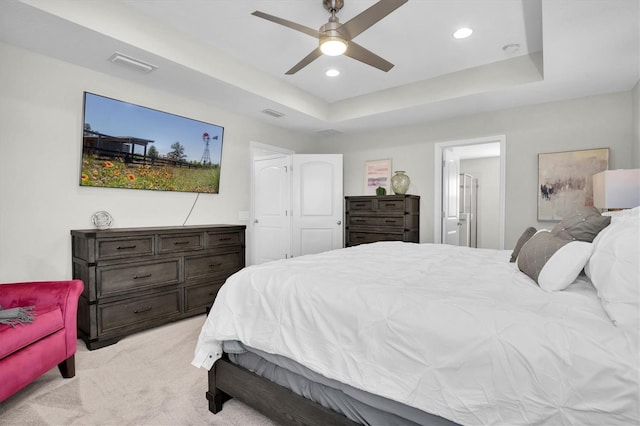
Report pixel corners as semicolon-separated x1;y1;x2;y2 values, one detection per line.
459;173;478;248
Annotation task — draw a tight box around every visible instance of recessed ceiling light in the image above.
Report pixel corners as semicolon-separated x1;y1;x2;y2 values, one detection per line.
325;68;340;77
453;28;473;39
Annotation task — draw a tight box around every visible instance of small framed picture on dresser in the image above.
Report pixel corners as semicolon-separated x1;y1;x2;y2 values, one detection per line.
364;158;391;195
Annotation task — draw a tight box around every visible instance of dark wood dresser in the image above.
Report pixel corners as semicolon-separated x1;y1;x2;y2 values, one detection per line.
71;224;245;350
345;195;420;247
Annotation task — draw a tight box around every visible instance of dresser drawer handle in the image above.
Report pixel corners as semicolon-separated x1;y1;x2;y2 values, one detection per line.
384;203;398;207
134;273;152;280
385;220;396;223
208;292;216;296
354;203;366;207
117;245;137;250
209;262;222;268
354;219;365;222
133;306;152;314
174;241;190;245
218;237;233;241
354;236;365;239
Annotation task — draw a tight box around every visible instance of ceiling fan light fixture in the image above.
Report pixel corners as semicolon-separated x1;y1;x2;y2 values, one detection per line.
252;0;407;74
325;68;340;77
320;36;347;56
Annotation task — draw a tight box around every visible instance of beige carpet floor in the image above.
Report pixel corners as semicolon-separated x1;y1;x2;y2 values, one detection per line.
0;315;279;425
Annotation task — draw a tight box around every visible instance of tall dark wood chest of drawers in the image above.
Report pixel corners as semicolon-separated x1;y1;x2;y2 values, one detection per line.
345;195;420;247
71;224;245;350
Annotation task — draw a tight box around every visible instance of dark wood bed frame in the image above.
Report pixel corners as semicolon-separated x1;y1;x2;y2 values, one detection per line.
207;355;360;425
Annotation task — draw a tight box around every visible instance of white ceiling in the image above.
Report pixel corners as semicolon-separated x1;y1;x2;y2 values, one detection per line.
0;0;638;136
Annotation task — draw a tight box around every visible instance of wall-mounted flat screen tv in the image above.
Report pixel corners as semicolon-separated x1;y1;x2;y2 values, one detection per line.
80;92;224;193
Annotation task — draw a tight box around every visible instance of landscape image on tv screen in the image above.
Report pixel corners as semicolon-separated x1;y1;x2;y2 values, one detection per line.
80;92;224;193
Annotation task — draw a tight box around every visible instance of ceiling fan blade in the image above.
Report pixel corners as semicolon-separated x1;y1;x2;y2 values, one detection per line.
340;0;407;40
252;11;320;39
344;41;394;72
285;48;324;75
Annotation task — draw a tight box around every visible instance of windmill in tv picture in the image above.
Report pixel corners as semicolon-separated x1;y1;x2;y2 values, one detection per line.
201;132;218;166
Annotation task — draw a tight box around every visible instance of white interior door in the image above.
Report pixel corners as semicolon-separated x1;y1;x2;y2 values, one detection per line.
434;136;506;249
253;156;290;264
292;154;343;257
442;148;461;245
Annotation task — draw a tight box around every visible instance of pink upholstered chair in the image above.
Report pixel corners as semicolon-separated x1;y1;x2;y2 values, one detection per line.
0;280;84;402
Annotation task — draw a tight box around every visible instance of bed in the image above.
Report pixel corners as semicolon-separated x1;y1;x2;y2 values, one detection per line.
192;206;639;425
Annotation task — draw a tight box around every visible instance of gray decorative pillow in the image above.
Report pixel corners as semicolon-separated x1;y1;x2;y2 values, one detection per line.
551;206;611;242
510;226;537;262
517;231;571;284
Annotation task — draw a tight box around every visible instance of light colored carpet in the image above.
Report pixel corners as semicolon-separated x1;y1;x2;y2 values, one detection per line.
0;315;280;425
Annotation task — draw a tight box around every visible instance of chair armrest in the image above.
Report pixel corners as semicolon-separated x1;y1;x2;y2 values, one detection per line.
0;280;84;355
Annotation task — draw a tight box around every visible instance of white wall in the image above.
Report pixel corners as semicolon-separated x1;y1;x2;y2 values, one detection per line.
1;43;636;283
460;157;501;249
0;43;315;282
633;80;640;167
315;91;635;248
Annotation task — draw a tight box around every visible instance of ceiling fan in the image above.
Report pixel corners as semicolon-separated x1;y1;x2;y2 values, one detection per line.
252;0;408;75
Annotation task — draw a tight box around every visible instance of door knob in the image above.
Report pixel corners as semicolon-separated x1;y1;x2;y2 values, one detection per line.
337;220;342;225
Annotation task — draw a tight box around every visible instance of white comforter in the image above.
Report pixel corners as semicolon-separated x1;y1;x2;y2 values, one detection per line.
193;242;639;425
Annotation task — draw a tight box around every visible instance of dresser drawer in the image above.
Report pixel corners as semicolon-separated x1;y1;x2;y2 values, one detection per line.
184;280;224;313
376;199;406;212
207;231;243;248
185;251;243;280
97;259;181;298
347;231;404;246
98;289;181;335
97;236;154;260
158;233;203;254
346;199;374;211
348;216;405;227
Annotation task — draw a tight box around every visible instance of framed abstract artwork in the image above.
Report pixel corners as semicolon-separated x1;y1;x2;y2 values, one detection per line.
538;148;609;221
364;159;392;195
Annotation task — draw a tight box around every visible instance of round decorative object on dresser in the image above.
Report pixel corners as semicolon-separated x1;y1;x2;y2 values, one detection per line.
91;211;113;230
391;171;410;194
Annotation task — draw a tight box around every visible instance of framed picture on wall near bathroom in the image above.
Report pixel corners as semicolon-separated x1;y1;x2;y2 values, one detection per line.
537;148;609;221
364;158;392;195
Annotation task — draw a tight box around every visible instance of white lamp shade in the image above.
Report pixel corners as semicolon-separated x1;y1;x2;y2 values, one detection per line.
592;169;640;209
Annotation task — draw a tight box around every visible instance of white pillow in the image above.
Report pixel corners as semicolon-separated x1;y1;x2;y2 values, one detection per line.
517;230;592;291
585;211;640;326
538;241;593;292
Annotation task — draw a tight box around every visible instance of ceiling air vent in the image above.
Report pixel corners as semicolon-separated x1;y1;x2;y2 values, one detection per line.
317;129;342;137
109;52;157;73
261;109;285;118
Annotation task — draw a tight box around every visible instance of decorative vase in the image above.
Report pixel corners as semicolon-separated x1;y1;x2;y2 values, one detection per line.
391;171;410;195
376;186;386;196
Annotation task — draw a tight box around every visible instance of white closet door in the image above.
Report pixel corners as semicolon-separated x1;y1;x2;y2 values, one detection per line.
292;154;343;257
253;155;290;264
